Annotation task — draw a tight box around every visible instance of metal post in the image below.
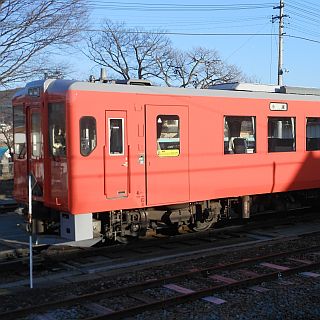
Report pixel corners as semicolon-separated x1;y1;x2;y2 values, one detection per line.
28;174;33;289
277;0;284;86
273;0;287;86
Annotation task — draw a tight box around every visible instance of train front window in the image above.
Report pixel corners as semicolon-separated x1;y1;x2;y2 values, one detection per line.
306;117;320;151
80;117;97;156
48;103;66;157
268;117;296;152
157;115;180;157
13;106;26;159
224;116;256;154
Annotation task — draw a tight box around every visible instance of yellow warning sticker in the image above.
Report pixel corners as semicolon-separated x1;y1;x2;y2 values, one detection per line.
157;149;180;157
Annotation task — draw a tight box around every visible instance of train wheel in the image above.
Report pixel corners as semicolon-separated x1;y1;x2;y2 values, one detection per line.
189;217;216;232
189;202;221;232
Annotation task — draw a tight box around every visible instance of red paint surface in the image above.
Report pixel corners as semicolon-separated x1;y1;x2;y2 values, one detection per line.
13;83;320;215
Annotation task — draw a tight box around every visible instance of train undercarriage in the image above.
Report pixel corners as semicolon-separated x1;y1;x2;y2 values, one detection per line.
27;189;320;244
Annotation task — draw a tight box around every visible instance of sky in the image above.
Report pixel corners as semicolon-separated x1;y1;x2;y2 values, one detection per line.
67;0;320;88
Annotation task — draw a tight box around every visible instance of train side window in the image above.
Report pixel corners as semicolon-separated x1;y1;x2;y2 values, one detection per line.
48;103;66;158
80;117;97;156
224;116;256;154
306;117;320;151
109;118;124;155
268;117;296;152
31;112;42;157
157;115;180;157
13;106;26;159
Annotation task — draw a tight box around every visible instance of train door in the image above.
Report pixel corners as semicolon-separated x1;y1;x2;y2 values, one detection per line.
145;105;189;205
104;111;128;199
48;102;68;207
13;106;43;200
13;104;28;201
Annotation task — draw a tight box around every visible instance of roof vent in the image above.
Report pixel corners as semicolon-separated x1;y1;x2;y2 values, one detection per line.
114;79;152;86
209;82;281;93
279;86;320;96
126;79;152;86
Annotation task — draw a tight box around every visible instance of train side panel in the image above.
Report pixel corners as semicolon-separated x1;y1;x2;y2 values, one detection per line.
14;83;320;215
67;88;320;214
12;80;320;243
67;90;146;214
188;96;320;201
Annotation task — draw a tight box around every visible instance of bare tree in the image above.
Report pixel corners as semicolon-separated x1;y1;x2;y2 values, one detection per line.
85;21;247;87
0;0;88;88
157;47;245;88
85;20;172;81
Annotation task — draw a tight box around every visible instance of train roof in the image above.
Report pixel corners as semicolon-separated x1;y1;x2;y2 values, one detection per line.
210;82;320;96
13;79;320;102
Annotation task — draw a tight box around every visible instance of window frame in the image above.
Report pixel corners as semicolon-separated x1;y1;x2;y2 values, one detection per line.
48;102;66;158
224;115;256;155
156;114;180;158
31;111;42;158
306;117;320;151
80;116;97;157
13;105;26;159
108;118;125;156
267;116;296;153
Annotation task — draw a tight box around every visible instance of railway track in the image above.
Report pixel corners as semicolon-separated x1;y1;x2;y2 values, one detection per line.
0;209;319;288
0;226;252;288
1;245;319;320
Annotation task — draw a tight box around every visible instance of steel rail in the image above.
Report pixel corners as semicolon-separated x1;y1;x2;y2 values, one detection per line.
1;245;320;320
87;260;320;320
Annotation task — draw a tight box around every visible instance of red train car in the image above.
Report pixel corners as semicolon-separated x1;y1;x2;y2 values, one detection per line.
12;79;320;243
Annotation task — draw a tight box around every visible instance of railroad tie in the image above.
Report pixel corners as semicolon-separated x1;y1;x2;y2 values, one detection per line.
209;274;238;284
260;262;290;271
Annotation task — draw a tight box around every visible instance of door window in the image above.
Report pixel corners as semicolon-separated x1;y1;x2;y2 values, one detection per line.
31;112;42;157
109;118;124;155
156;115;180;157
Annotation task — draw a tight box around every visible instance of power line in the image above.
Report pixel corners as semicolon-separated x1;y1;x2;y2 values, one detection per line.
289;0;319;13
286;9;320;25
287;25;320;39
285;34;320;44
286;4;320;20
83;29;277;36
85;1;320;41
36;24;320;45
87;2;275;12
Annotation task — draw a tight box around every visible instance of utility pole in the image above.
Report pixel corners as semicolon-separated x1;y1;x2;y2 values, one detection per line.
272;0;287;86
